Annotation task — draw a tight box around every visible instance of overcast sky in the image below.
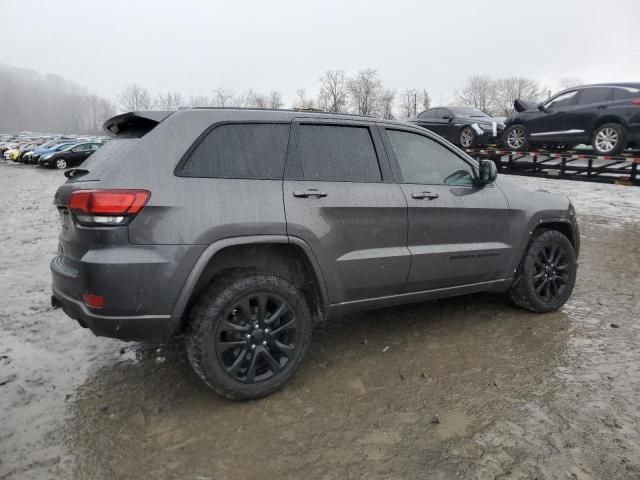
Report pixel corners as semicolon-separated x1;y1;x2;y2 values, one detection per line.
2;0;639;106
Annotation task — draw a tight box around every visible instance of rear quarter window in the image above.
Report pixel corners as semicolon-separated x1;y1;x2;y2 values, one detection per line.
179;123;290;179
613;87;640;101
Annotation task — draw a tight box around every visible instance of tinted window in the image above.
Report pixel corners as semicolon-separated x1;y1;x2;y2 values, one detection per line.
577;87;612;105
181;123;289;179
545;90;578;110
613;87;640;101
287;125;381;182
418;109;436;119
387;130;475;186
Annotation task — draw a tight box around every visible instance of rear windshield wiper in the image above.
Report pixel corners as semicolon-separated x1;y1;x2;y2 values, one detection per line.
64;168;90;179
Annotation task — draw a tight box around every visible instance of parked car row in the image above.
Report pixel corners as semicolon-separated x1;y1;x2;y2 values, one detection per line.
0;133;108;169
410;82;640;155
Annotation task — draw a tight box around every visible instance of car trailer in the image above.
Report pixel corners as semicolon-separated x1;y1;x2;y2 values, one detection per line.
465;148;640;186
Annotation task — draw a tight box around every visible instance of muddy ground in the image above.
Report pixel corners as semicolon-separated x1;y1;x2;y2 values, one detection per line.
1;162;639;480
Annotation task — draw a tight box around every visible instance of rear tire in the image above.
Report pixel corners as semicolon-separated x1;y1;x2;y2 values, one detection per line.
508;230;577;313
592;123;626;155
186;270;313;400
505;124;529;151
459;127;477;149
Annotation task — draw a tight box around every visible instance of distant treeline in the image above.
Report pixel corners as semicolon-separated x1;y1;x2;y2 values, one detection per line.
0;62;582;134
0;63;116;134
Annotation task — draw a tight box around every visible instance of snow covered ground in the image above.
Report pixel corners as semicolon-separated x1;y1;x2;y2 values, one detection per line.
502;175;640;224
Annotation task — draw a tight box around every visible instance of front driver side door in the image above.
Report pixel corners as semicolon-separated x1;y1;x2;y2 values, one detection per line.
528;90;578;140
381;127;512;292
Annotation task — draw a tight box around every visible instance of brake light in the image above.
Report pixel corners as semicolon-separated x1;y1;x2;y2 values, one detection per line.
633;98;640;106
68;189;150;226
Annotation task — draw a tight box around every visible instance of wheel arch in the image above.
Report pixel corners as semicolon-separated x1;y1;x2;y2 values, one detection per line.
172;236;328;328
594;115;628;130
523;218;580;259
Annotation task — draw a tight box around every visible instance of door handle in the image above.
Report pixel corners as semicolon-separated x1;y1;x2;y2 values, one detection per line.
412;191;439;200
293;189;328;198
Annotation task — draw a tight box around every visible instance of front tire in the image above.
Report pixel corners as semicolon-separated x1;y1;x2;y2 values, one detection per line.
55;158;68;169
592;123;626;155
186;271;313;400
459;127;477;149
505;124;529;151
508;230;577;313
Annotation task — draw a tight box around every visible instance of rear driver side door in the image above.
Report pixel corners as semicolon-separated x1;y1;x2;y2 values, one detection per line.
283;119;410;304
381;127;512;292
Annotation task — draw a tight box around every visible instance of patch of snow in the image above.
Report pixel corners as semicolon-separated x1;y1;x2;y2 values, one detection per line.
501;175;640;224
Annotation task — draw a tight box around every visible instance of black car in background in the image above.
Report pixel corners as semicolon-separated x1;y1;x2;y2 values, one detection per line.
504;83;640;155
39;142;102;169
409;106;505;148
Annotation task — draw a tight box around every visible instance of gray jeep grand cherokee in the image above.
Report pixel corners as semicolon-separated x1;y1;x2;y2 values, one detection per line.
51;108;579;400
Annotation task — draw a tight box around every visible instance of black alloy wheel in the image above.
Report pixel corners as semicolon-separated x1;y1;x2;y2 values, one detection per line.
216;292;298;383
531;242;570;303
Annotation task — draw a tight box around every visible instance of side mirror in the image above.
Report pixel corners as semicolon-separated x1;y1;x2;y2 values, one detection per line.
479;159;497;184
537;103;547;112
442;115;452;120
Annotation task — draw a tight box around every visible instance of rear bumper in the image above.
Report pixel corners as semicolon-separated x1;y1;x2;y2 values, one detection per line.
52;287;181;342
50;243;205;342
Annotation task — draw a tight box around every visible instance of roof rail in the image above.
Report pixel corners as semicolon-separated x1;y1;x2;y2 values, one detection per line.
187;106;376;118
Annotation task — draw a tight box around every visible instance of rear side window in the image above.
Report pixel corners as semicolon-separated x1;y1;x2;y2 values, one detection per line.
180;123;290;179
286;124;381;182
613;87;640;101
577;87;612;105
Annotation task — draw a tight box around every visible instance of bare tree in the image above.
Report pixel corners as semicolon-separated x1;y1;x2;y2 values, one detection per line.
189;95;213;107
380;90;395;120
268;91;283;109
155;92;184;110
347;68;382;116
63;94;89;132
253;93;269;108
493;77;544;116
318;70;348;113
456;75;496;114
234;90;257;108
558;76;585;91
87;95;116;132
96;98;116;129
118;83;153;111
399;89;419;118
213;87;234;107
87;94;103;132
293;89;315;109
420;89;431;111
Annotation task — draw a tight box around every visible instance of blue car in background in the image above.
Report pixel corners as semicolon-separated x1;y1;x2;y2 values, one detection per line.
31;141;79;165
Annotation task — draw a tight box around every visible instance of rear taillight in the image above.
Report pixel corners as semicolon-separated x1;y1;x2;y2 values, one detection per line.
67;189;150;226
633;98;640;106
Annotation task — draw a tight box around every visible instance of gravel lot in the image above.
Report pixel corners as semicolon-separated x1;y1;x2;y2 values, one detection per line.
1;162;639;480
